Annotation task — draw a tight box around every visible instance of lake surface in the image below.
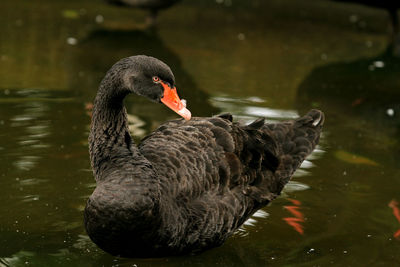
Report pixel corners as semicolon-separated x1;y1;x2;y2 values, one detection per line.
1;0;400;266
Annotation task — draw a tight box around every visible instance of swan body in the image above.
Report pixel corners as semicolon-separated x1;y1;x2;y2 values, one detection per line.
84;55;324;257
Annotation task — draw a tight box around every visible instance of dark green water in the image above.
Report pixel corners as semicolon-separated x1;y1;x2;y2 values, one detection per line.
1;0;400;266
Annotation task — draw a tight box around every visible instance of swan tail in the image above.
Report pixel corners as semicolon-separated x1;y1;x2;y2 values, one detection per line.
265;109;324;191
241;110;324;204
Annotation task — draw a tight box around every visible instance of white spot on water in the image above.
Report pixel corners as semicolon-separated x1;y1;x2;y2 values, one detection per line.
386;108;394;117
95;14;104;24
238;33;245;41
349;14;358;23
243;218;256;227
368;61;384;71
373;61;385;68
66;37;78;45
300;160;314;169
246;96;265;103
244;106;298;119
252;210;269;219
283;181;310;192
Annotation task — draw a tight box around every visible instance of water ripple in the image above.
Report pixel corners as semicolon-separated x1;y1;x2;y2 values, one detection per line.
5;90;55;171
210;95;301;125
244;106;298;119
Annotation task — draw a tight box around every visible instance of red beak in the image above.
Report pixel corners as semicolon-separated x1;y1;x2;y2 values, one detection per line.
160;81;191;120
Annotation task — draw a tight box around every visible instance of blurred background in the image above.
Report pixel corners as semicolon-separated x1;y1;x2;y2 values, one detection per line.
0;0;399;266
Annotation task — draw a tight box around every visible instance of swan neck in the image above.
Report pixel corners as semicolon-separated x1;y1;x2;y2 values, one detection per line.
89;85;137;180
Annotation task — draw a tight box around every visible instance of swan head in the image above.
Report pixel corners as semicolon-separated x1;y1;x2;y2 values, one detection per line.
108;55;191;120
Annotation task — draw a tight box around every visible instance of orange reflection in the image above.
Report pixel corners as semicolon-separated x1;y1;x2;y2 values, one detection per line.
283;198;304;235
388;199;400;240
85;102;93;117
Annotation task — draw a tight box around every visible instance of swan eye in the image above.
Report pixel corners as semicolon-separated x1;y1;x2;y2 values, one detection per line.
152;76;160;83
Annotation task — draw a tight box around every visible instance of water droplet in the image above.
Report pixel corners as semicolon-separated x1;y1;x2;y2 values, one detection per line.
238;33;245;41
67;37;78;45
95;14;104;24
373;61;384;68
386;108;394;117
349;14;358;23
307;248;315;254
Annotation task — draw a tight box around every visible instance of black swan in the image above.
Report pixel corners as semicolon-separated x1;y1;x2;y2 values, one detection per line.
84;55;324;257
106;0;181;27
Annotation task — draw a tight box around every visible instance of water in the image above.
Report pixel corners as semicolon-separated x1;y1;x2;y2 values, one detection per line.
1;0;400;266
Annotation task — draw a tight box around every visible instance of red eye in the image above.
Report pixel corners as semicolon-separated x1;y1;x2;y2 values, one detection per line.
152;76;160;83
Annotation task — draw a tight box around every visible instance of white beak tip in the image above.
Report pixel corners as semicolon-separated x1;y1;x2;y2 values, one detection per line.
178;107;191;120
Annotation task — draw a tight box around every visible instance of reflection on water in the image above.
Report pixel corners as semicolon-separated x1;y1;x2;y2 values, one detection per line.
210;95;298;123
283;198;305;235
0;251;35;267
389;200;400;240
0;88;92;264
297;49;400;165
3;89;59;172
